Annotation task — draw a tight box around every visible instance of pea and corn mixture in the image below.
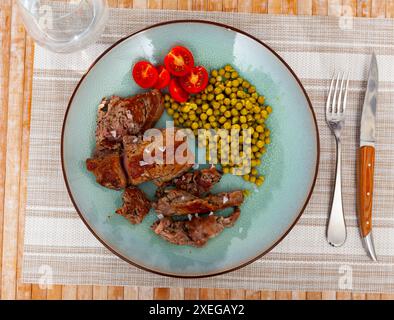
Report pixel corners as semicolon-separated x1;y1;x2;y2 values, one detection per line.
164;65;272;186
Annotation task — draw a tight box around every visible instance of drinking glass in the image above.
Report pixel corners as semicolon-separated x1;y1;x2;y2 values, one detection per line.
17;0;108;53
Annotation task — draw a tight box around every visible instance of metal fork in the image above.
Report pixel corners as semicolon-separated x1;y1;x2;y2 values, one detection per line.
326;72;349;247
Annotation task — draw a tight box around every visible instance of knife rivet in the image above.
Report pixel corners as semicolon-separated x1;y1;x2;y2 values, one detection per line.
367;192;370;196
368;163;371;167
366;221;369;225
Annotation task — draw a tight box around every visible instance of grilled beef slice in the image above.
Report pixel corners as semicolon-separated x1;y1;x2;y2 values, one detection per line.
123;128;194;186
172;167;222;196
86;151;127;190
151;208;240;247
95;89;163;150
87;90;167;190
153;189;244;216
116;187;151;224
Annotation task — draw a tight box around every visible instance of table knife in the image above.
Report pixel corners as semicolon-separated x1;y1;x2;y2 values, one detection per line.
358;52;378;261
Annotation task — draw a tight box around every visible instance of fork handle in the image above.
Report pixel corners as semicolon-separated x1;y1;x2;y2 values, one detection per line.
327;139;347;246
358;146;375;237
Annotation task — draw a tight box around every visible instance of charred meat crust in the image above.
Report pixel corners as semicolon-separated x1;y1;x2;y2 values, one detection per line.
153;189;244;216
87;90;165;189
170;167;222;196
86;151;127;190
151;208;241;247
115;187;151;224
87;127;194;189
122;128;194;186
95;89;164;148
86;89;193;189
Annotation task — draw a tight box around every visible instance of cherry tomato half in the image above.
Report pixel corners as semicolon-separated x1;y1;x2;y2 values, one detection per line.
169;78;189;103
164;46;194;77
154;66;171;89
132;61;158;89
179;66;209;94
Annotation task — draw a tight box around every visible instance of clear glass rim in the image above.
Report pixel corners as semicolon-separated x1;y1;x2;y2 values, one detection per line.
17;0;91;21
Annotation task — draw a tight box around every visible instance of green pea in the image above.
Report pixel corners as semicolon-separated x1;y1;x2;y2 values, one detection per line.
216;93;225;101
242;81;250;89
232;79;240;87
237;91;245;98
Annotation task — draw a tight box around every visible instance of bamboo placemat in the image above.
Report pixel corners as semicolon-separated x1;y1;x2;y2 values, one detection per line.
22;8;394;293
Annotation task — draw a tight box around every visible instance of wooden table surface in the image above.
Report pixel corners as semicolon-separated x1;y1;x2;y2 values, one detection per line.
1;0;394;300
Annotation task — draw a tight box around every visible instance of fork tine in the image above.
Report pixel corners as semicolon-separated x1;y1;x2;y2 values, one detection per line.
337;72;345;113
331;73;340;114
326;74;335;115
342;72;350;113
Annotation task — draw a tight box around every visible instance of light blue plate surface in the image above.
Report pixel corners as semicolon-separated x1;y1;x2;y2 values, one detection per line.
62;21;319;277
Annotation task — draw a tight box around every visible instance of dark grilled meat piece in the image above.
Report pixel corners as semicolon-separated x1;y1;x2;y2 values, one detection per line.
172;167;222;196
123;129;194;186
153;189;244;216
86;151;127;190
116;187;151;224
87;90;164;190
95;89;164;149
151;208;240;247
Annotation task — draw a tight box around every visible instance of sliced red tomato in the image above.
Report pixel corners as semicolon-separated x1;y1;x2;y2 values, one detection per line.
132;61;158;89
164;46;194;77
154;66;171;89
169;78;189;103
179;66;209;94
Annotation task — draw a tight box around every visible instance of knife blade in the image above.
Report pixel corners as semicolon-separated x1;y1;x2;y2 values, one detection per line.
358;52;378;261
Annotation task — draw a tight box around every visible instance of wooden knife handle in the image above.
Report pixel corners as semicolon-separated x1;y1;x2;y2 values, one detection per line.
358;146;375;237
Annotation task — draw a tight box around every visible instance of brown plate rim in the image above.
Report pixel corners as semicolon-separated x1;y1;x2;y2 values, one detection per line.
61;19;320;279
